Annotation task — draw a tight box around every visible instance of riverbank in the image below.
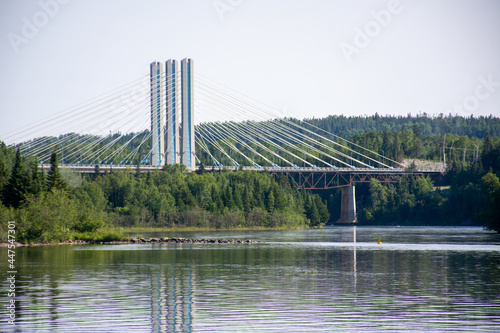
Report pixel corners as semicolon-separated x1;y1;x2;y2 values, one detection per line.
0;225;320;247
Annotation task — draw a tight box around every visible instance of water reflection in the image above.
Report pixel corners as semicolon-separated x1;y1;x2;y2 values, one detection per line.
353;226;357;297
1;227;499;332
151;266;194;332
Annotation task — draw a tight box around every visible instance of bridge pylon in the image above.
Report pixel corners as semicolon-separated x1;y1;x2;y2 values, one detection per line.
337;185;357;224
150;58;194;170
150;61;166;167
181;58;195;171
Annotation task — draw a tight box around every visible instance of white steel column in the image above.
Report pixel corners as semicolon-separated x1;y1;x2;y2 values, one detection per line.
166;59;180;165
150;62;165;167
181;58;195;170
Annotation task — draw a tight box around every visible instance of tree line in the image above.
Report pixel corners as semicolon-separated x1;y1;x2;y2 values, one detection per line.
300;113;500;138
319;129;500;232
2;113;499;240
17;114;500;169
195;115;499;168
353;171;500;233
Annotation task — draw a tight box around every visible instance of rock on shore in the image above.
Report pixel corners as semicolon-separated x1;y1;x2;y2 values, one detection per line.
2;237;258;247
129;237;258;244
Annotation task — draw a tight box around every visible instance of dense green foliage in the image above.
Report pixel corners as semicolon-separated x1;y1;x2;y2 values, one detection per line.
94;164;327;229
305;115;500;232
346;127;496;165
304;115;499;232
0;147;329;242
301;113;500;138
350;169;499;233
344;129;500;231
356;177;447;225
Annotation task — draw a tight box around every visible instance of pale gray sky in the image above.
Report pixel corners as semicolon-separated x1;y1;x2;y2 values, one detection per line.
1;0;500;142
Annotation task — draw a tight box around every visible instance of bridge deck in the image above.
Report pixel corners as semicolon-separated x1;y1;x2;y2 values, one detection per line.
43;164;444;190
44;164;443;173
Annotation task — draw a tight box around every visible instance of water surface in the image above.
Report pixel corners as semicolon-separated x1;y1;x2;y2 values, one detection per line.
1;226;499;332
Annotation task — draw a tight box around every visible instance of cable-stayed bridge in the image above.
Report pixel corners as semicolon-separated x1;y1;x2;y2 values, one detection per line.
2;59;444;223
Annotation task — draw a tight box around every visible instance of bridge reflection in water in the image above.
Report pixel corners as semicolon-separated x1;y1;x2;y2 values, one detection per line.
151;264;194;332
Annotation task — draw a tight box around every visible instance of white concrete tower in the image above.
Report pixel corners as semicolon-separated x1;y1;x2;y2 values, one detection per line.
150;61;165;167
181;58;195;170
165;59;180;165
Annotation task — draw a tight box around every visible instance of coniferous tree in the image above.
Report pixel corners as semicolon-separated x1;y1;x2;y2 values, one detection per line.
135;164;141;178
413;124;420;138
480;132;497;172
265;189;275;212
382;127;390;160
305;196;320;226
242;185;251;214
273;183;287;211
233;185;243;211
0;158;8;196
198;162;205;175
30;159;45;196
253;178;263;207
314;195;330;223
46;152;67;191
481;172;500;232
224;185;234;209
2;149;29;208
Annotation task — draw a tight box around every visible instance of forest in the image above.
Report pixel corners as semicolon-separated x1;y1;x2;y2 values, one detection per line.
301;113;500;138
315;116;500;232
1;114;499;243
0;148;329;243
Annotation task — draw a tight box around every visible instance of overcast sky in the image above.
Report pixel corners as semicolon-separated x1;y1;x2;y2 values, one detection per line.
1;0;500;142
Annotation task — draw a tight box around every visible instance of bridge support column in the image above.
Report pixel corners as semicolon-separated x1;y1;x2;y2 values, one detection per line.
150;61;165;167
181;58;195;171
337;185;357;224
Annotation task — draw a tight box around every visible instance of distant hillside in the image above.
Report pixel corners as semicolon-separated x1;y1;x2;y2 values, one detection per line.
3;113;499;169
298;113;500;139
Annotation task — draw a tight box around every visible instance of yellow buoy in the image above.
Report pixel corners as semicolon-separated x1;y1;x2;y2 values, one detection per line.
377;236;382;244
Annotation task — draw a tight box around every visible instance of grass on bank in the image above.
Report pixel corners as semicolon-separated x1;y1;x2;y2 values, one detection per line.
0;225;317;245
121;225;307;233
72;228;130;242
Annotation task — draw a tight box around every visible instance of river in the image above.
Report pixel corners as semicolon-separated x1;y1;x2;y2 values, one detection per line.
1;226;500;332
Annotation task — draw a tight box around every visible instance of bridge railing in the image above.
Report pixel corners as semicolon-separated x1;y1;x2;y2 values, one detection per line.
46;164;445;174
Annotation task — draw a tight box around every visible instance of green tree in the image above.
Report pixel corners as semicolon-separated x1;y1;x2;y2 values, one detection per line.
305;196;320;226
2;149;29;208
198;162;205;175
105;172;134;208
242;185;252;214
233;185;244;211
382;127;390;160
16;190;78;242
29;159;45;196
481;172;500;232
0;158;8;197
368;178;387;212
273;183;287;211
314;195;330;223
265;189;275;212
413;124;420;138
253;178;263;207
46;152;67;191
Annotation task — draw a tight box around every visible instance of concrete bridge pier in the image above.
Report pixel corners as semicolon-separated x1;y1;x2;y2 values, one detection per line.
337;185;357;224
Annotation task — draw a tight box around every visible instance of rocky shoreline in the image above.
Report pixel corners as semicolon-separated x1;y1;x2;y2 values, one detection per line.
130;237;258;244
1;237;259;247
